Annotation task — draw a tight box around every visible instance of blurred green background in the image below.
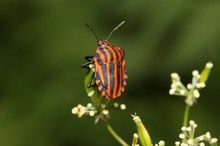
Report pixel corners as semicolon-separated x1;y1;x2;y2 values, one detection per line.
1;0;220;146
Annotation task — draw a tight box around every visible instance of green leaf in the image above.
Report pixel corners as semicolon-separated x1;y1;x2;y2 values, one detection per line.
84;68;96;97
83;68;103;106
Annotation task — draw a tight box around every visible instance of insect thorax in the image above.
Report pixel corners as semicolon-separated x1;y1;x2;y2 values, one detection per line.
97;39;111;47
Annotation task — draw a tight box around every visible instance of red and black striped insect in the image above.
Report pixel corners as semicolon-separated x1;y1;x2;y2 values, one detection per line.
81;21;127;99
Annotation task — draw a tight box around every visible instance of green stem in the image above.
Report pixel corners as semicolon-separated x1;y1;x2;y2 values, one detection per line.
105;121;129;146
183;104;190;127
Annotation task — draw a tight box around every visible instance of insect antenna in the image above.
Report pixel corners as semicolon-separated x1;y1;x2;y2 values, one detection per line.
84;23;99;40
106;21;125;40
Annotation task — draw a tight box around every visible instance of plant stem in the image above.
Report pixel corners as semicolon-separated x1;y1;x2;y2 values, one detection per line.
183;104;190;127
105;121;129;146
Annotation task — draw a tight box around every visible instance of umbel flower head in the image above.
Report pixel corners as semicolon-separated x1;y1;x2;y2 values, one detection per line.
176;120;218;146
72;103;97;118
169;62;213;106
72;102;126;123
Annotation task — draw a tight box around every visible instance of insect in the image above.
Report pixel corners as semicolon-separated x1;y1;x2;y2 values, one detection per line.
81;21;127;99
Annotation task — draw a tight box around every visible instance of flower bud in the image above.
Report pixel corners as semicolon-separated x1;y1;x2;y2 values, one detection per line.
200;62;213;83
132;114;152;146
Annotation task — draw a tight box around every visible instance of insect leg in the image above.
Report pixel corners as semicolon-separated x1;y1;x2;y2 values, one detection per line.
81;56;94;68
88;72;95;88
81;61;94;68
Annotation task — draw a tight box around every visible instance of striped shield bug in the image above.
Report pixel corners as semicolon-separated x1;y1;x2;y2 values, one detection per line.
81;21;127;99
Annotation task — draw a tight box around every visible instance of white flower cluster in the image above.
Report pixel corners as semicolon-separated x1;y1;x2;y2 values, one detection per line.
71;103;97;118
169;62;213;106
72;102;126;119
175;120;218;146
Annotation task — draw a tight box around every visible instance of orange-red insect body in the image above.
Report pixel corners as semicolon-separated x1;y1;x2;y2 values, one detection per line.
82;21;127;99
94;40;127;99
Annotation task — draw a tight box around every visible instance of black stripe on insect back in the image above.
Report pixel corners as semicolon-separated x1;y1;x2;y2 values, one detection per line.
110;45;120;60
97;46;108;63
104;45;115;62
109;62;115;97
95;52;108;89
101;63;108;89
101;64;108;89
116;61;121;96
